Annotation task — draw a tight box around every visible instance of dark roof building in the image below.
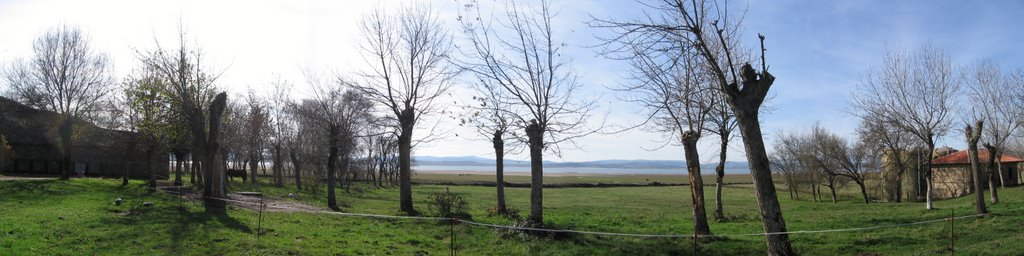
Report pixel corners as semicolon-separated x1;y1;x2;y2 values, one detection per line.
0;96;167;178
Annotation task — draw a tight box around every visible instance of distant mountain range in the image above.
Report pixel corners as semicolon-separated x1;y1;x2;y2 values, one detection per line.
413;155;749;170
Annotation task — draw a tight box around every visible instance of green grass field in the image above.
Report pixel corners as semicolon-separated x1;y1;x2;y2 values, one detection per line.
2;177;1023;255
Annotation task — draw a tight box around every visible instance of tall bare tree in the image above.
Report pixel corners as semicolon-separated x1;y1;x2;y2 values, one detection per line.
965;60;1023;191
356;4;456;214
267;77;293;188
459;0;598;225
605;31;715;234
458;87;519;214
852;45;959;210
965;121;987;214
3;25;114;180
593;1;794;253
140;27;227;211
298;73;373;210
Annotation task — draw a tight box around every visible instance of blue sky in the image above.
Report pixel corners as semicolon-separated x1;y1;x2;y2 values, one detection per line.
0;0;1021;163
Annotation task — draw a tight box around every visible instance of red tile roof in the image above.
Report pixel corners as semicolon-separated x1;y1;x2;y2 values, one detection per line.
931;149;1024;165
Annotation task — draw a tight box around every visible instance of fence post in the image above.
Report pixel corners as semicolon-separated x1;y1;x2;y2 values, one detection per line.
257;194;265;240
950;208;954;256
450;217;457;256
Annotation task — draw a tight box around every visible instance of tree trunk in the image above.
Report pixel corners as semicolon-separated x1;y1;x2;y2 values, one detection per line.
683;132;712;236
984;144;1000;204
733;108;794;255
398;109;415;214
341;148;351;194
827;182;837;203
924;143;935;210
274;144;284;187
893;170;903;203
714;134;728;221
968;126;986;214
250;154;259;186
327;126;339;210
493;131;507;214
122;162;130;186
996;150;1007;188
857;180;869;204
290;148;301;190
174;151;185;186
203;93;228;213
526;122;545;225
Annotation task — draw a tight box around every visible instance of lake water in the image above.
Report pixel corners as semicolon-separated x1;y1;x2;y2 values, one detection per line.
413;165;750;175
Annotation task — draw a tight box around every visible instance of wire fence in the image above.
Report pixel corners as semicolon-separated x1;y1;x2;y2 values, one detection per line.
137;183;1022;254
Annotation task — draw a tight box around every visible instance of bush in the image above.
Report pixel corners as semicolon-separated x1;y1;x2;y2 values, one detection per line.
428;187;471;219
486;205;521;219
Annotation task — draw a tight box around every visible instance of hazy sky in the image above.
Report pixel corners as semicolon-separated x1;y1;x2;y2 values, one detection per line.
1;0;1022;163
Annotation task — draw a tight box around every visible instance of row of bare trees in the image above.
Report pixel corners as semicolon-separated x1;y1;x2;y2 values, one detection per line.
772;124;878;204
852;44;1024;214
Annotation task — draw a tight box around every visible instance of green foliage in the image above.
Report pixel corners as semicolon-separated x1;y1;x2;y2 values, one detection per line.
428;187;471;219
123;68;179;147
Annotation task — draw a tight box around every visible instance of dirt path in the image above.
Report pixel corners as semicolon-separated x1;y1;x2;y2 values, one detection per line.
0;175;57;181
158;187;325;213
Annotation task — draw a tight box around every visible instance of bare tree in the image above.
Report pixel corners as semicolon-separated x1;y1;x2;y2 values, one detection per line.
965;121;987;214
818;127;877;204
267;77;293;188
243;92;269;186
858;115;917;202
851;45;959;210
140;27;227;212
355;4;456;214
592;1;793;253
3;25;114;180
965;60;1023;191
459;0;599;225
458;86;519;214
604;30;715;234
297;73;373;210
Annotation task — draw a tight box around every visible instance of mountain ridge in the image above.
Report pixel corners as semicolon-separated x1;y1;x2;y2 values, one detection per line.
413;155;749;170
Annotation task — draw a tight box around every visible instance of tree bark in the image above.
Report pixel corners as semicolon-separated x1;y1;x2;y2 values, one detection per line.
274;144;284;187
327;126;339;210
714;134;728;221
827;182;837;203
856;181;869;204
398;109;415;214
924;143;935;210
722;64;793;255
493;131;507;214
250;154;259;186
290;149;301;190
526;122;545;225
202;93;228;213
174;151;185;186
968;124;987;214
683;131;712;236
984;144;1000;204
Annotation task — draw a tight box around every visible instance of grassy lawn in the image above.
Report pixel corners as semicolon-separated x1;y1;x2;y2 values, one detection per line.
2;177;1024;255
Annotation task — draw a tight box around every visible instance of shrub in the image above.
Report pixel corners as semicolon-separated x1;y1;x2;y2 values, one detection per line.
428;187;471;219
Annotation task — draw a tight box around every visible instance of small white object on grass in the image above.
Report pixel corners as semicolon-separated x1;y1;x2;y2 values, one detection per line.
114;198;122;206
